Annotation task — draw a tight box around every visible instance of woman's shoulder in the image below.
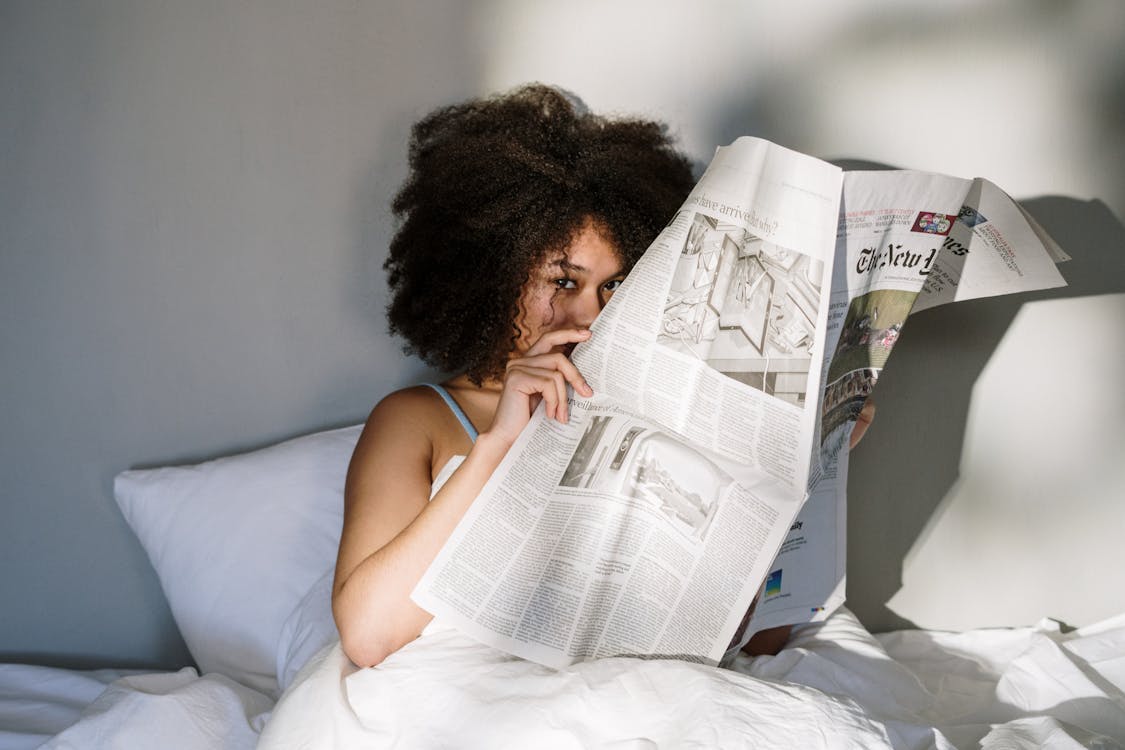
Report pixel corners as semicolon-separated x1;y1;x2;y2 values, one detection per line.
362;385;448;443
358;384;475;477
371;383;443;415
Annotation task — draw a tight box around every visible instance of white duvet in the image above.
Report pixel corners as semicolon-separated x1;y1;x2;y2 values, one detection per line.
36;608;1125;749
256;608;1125;749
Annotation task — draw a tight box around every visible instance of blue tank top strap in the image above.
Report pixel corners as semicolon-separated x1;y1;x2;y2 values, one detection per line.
423;383;479;443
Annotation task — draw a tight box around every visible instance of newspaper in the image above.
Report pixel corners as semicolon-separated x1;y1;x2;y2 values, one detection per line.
745;170;1067;638
412;139;1067;669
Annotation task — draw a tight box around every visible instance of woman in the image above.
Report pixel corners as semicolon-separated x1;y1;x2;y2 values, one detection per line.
331;85;876;669
332;85;697;667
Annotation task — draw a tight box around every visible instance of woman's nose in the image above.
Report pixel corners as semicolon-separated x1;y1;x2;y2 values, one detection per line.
565;289;603;328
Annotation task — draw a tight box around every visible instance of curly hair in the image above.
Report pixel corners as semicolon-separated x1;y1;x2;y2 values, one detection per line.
384;84;696;383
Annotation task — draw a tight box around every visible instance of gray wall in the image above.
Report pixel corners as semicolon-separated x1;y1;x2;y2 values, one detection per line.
0;0;481;667
3;0;1124;669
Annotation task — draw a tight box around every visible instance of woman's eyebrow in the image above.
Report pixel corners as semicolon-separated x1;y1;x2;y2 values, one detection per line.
558;258;625;276
557;258;585;273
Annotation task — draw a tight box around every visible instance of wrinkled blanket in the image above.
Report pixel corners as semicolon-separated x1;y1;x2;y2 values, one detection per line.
255;608;1125;749
25;608;1125;748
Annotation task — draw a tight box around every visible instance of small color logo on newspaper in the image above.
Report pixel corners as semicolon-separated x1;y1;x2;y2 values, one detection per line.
765;569;783;597
911;211;955;235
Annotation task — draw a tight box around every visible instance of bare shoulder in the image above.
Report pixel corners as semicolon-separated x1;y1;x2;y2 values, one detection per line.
363;385;446;438
349;386;442;479
348;384;475;490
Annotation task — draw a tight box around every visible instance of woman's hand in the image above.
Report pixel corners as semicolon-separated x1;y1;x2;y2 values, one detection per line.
849;398;877;449
487;328;595;446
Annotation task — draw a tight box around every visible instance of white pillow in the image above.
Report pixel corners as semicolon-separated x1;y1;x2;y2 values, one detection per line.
275;567;338;692
114;424;362;697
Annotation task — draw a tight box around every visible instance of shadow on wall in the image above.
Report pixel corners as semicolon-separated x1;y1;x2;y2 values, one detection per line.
702;1;1125;222
687;0;1125;632
845;196;1125;632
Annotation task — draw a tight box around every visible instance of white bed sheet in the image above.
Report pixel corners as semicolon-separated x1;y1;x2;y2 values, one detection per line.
30;668;272;750
743;608;1125;748
9;608;1124;749
0;664;143;750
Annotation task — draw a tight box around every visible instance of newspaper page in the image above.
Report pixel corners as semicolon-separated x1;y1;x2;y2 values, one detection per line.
913;177;1070;312
744;172;1067;635
736;169;972;640
739;449;849;637
413;138;845;668
819;172;1066;460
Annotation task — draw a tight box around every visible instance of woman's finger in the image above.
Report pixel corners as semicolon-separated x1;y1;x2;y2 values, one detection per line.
551;369;568;423
525;328;591;358
507;350;593;398
507;365;571;424
849;398;877;449
532;370;560;422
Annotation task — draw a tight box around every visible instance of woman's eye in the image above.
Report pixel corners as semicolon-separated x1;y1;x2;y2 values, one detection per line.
603;279;623;292
554;278;577;290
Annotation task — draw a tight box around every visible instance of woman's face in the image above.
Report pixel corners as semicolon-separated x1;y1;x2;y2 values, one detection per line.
514;220;626;356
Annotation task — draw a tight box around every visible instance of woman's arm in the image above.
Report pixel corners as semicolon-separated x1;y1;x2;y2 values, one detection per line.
332;329;594;668
333;399;510;667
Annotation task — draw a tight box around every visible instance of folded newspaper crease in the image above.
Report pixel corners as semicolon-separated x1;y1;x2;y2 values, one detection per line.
412;138;1067;669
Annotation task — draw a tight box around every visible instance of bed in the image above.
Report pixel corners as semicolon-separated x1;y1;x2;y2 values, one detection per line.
5;424;1123;749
